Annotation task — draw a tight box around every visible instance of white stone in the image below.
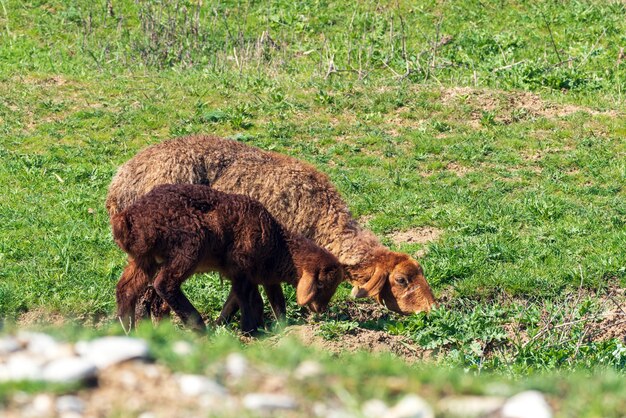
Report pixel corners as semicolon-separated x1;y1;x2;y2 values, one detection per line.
313;402;357;418
3;353;44;381
138;413;156;418
362;399;389;418
294;360;323;380
172;340;193;356
19;332;64;359
42;357;97;383
0;336;21;354
59;413;83;418
56;395;86;413
28;393;54;416
501;391;552;418
438;396;504;417
384;395;434;418
242;393;298;411
75;337;150;369
178;374;227;397
225;353;247;378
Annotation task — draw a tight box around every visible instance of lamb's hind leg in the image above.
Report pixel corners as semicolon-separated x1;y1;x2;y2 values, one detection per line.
264;284;286;322
116;259;153;331
152;258;205;333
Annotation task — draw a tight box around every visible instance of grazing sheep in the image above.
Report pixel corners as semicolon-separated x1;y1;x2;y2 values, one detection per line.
106;135;436;318
111;184;343;333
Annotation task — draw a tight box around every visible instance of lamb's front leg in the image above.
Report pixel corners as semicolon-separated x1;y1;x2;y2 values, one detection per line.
264;284;286;322
217;288;239;325
232;278;264;335
152;259;205;333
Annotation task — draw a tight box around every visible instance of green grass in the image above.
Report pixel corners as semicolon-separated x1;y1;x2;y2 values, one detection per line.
0;0;624;385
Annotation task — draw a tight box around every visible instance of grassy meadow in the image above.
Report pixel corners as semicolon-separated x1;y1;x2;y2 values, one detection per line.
0;0;625;414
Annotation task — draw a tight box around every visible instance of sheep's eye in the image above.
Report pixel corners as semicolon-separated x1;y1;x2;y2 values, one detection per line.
395;276;409;287
317;282;325;289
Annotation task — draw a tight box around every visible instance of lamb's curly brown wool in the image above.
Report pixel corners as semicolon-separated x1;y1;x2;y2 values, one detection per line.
111;184;343;333
106;135;435;317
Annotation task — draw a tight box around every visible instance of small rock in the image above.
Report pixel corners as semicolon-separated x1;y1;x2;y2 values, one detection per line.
178;374;227;397
225;353;247;378
59;413;84;418
42;357;97;383
501;391;552;418
56;395;85;414
2;353;44;381
313;402;357;418
363;399;389;418
243;393;298;411
438;396;504;417
119;370;139;389
75;337;150;369
0;336;22;354
12;391;31;406
294;360;323;380
172;340;193;356
19;332;65;359
26;393;54;416
385;395;434;418
199;394;237;411
138;413;156;418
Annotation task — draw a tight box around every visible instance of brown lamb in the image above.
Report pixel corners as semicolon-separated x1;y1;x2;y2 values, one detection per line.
111;183;343;334
106;135;436;318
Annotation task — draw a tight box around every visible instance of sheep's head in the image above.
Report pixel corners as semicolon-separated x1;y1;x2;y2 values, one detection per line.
296;262;343;313
350;252;435;315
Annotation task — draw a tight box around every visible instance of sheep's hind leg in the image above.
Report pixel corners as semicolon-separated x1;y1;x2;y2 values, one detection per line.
216;288;239;325
264;284;286;322
232;279;264;335
153;261;205;333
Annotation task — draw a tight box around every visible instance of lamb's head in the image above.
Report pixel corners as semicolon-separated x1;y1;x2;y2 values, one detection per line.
295;253;344;313
350;251;435;315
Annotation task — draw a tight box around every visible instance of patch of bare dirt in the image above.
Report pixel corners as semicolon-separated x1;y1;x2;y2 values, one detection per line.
17;307;111;328
19;75;70;86
389;226;442;247
439;87;622;126
17;308;68;327
445;162;472;177
281;324;428;362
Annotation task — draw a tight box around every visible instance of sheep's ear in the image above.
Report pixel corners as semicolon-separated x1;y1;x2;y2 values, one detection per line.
296;271;316;306
354;266;387;298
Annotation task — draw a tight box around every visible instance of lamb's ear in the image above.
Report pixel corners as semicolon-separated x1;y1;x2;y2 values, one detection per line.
296;270;317;306
352;266;387;299
351;285;368;299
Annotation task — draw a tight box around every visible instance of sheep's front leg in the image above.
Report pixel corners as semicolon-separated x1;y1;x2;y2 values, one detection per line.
153;261;205;333
264;284;286;322
216;288;239;325
232;279;264;335
116;260;152;331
